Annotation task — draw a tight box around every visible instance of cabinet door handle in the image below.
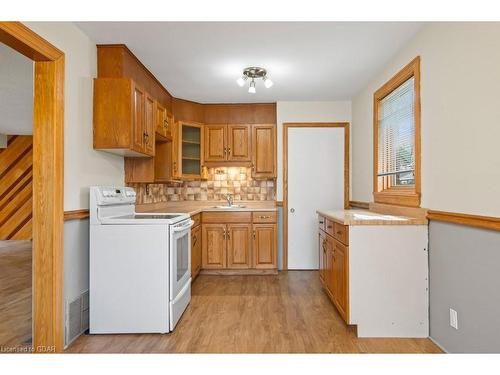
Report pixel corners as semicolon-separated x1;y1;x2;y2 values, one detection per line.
143;132;149;144
192;235;197;247
223;230;226;240
173;161;177;172
251;164;255;172
224;147;227;156
327;225;333;229
227;231;230;240
253;230;256;239
259;215;271;219
228;147;231;156
164;119;169;129
319;221;324;224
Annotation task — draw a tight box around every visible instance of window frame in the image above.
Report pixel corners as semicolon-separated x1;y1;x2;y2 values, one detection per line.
373;56;421;207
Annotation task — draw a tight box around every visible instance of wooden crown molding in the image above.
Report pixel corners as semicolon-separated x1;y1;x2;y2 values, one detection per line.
427;210;500;231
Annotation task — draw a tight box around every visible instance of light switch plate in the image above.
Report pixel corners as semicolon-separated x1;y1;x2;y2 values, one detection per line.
450;308;458;329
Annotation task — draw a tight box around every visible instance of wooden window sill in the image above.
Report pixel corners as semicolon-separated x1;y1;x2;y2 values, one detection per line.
374;190;421;208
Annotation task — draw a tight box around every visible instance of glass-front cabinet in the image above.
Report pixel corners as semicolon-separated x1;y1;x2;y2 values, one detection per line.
178;122;204;179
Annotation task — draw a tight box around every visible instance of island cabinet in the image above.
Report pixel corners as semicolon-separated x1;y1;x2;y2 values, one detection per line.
93;78;155;157
204;124;251;163
200;210;277;274
318;216;349;323
317;210;429;338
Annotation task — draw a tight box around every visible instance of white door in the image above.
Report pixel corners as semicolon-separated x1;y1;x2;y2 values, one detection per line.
287;127;345;269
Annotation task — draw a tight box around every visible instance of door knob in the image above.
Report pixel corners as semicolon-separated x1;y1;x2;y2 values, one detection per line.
290;208;295;213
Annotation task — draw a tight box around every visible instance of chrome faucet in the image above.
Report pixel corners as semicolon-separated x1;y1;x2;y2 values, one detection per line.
225;194;234;207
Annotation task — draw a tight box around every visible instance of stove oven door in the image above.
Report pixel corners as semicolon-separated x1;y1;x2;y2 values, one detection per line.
169;219;194;329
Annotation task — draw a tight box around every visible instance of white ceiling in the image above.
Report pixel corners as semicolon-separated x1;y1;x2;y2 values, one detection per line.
0;43;33;135
76;22;424;103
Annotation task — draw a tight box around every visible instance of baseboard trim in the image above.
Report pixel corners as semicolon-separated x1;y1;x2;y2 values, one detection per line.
429;336;449;353
200;269;278;276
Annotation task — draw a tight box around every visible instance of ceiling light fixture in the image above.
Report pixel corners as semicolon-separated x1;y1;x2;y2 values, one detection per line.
248;79;256;94
237;67;273;94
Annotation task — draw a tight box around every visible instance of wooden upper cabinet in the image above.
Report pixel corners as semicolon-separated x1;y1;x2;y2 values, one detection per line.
204;124;251;163
93;78;154;157
144;93;156;156
179;122;204;179
154;140;172;182
171;120;182;179
155;102;167;138
227;224;252;269
202;224;227;269
252;124;276;178
228;124;251;161
253;223;277;269
204;125;226;162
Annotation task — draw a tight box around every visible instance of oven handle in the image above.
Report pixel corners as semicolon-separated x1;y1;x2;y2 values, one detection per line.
172;220;195;233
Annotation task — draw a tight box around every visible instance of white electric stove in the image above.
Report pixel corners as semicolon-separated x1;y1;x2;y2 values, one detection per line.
89;186;193;334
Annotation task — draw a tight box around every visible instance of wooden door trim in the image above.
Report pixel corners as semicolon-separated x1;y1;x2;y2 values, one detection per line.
0;22;65;352
282;122;350;271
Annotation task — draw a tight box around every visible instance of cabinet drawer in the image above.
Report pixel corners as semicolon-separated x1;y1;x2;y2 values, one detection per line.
334;223;349;245
191;213;201;228
252;211;277;223
318;215;326;232
325;219;335;236
202;211;251;223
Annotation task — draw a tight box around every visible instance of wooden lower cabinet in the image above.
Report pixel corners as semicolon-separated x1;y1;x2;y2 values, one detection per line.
318;214;349;323
227;224;252;269
200;211;277;273
253;224;277;269
202;224;227;269
332;240;348;318
191;224;202;279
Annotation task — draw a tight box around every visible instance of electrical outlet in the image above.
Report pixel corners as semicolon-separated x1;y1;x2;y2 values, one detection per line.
449;308;458;329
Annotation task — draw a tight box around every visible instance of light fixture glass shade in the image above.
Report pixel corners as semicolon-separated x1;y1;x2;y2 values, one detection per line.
248;80;256;94
236;77;246;87
264;77;273;88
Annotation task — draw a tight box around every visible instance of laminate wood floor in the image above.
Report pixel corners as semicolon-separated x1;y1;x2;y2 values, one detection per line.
67;271;442;353
0;241;32;348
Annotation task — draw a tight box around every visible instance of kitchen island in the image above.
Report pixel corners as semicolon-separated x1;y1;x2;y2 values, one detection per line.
317;208;429;338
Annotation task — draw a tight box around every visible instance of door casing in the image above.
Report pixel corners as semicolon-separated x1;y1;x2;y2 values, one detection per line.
0;22;65;352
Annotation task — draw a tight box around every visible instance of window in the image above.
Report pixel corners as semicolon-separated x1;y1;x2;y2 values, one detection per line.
373;57;421;207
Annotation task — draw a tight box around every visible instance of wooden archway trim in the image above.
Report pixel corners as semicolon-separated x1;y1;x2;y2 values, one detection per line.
0;22;65;352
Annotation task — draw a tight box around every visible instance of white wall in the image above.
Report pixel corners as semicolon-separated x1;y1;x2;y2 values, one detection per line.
276;101;351;201
24;22;124;211
0;43;33;135
352;22;500;217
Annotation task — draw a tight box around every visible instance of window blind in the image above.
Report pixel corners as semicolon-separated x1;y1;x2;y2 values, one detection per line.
377;77;415;186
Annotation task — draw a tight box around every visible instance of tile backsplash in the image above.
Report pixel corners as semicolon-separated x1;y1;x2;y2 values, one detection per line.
129;167;275;205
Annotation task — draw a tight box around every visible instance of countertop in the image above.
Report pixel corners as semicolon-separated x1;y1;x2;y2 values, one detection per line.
317;209;427;225
137;201;278;216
